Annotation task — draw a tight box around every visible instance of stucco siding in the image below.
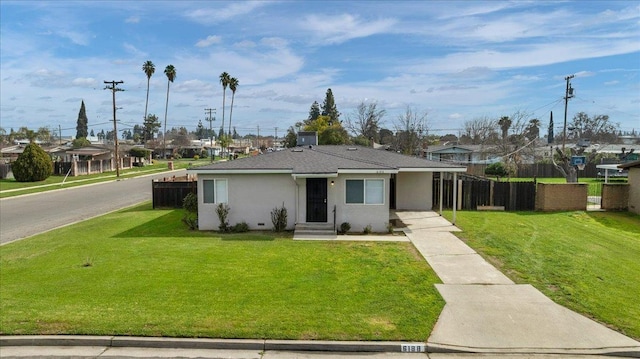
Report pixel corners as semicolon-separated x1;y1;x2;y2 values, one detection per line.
198;173;296;230
629;167;640;214
396;172;433;210
332;173;390;232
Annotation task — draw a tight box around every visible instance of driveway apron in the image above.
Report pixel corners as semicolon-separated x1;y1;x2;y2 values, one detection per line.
395;211;640;356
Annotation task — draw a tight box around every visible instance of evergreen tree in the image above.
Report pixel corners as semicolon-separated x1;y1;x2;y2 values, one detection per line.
308;101;321;123
90;129;95;137
548;111;554;144
76;100;88;139
12;143;53;182
321;88;339;124
196;120;205;139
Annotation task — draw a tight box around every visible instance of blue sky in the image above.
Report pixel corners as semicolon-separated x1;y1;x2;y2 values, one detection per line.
1;1;639;139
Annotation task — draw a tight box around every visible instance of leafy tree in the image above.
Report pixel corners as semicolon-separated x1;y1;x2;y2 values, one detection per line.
12;143;53;182
163;64;176;157
284;126;297;148
394;107;428;155
304;115;348;145
568;112;618;144
345;101;385;143
498;116;512;141
196;120;205;139
308;101;321;122
72;137;91;148
525;118;541;141
37;127;52;144
143;114;161;142
484;162;509;181
130;147;151;158
142;60;155;125
352;136;370;147
378;128;394;145
228;77;238;136
76;100;88;139
321;88;339;124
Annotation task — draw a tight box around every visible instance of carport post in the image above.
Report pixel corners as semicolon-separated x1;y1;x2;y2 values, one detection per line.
439;171;443;215
452;172;457;225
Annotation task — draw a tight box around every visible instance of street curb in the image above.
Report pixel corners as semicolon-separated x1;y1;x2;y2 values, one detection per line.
0;335;424;353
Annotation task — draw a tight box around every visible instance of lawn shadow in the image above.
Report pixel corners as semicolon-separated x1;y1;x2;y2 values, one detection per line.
111;211;200;238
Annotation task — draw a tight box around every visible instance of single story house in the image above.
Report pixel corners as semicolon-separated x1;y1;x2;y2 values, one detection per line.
424;145;501;164
618;160;640;214
188;145;467;232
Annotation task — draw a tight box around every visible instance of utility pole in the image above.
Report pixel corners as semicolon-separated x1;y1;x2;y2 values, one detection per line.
205;108;216;162
257;125;260;150
104;80;124;177
562;74;575;154
274;127;278;148
58;124;62;145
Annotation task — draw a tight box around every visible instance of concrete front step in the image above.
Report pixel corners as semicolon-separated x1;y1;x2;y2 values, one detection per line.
294;222;336;236
294;230;336;236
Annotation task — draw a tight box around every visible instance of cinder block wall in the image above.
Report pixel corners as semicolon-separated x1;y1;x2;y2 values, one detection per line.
535;183;587;211
601;184;629;211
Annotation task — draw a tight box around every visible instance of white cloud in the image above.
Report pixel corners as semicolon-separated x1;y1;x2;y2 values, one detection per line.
196;35;222;48
303;14;397;44
125;16;140;24
185;1;269;25
71;77;97;87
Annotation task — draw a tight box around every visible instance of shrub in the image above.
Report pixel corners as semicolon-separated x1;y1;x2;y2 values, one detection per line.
271;203;288;232
339;222;351;234
362;224;372;234
12;143;53;182
232;221;250;233
193;154;200;161
485;162;509;181
129;147;151;158
386;222;394;234
216;203;231;232
181;192;198;230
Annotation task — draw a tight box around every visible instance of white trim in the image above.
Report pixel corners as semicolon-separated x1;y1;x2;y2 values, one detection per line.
345;178;385;206
398;167;467;173
202;178;228;205
191;169;292;175
292;173;339;179
337;169;398;174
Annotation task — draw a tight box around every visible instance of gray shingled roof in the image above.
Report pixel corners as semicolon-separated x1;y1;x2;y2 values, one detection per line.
189;145;466;174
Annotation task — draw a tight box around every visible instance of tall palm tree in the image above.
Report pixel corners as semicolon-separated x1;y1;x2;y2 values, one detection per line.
142;60;155;142
163;64;176;158
219;72;230;139
227;77;239;138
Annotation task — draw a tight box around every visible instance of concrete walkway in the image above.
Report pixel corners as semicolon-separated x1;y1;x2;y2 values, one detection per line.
395;211;640;357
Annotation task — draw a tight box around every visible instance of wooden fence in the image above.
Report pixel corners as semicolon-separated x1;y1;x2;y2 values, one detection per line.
433;174;536;211
152;176;197;209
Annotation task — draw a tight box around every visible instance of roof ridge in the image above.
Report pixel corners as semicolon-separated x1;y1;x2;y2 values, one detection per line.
312;146;396;168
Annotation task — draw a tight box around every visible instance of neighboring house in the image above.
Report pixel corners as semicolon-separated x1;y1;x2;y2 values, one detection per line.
63;145;112;161
188;145;467;232
424;145;500;164
618;160;640;214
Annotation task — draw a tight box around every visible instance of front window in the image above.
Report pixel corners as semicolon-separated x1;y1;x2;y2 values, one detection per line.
345;179;384;204
203;179;228;204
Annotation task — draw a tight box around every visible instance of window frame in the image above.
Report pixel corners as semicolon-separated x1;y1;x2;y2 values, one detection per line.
345;178;385;205
202;178;228;204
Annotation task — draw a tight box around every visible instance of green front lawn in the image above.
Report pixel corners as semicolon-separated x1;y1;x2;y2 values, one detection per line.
0;203;443;340
445;210;640;340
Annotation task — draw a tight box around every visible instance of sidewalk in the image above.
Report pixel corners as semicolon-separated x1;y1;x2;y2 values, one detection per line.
395;211;640;357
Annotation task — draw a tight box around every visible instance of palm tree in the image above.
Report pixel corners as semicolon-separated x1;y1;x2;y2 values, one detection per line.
227;77;239;138
142;60;155;142
163;64;176;158
219;72;230;138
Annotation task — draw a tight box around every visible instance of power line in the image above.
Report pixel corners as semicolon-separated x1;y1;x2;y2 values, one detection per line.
104;80;124;177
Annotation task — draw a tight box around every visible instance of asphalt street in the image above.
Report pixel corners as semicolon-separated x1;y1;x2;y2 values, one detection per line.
0;170;186;245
